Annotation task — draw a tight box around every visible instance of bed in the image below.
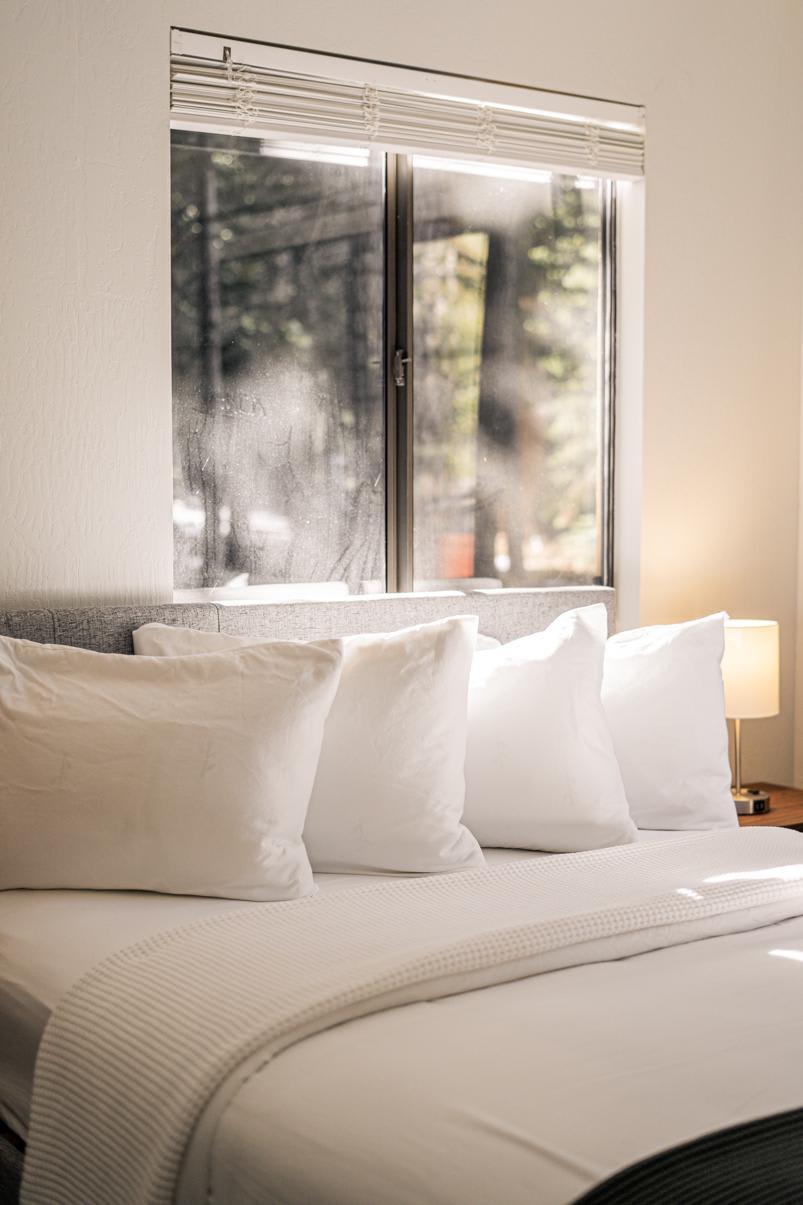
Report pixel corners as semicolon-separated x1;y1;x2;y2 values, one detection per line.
1;588;803;1205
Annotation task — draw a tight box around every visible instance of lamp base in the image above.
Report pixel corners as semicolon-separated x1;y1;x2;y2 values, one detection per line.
732;788;771;816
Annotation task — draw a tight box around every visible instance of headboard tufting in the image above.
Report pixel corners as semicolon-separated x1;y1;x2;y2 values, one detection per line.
0;587;615;655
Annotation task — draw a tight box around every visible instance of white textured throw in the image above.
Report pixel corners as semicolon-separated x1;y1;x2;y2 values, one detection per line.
21;828;803;1205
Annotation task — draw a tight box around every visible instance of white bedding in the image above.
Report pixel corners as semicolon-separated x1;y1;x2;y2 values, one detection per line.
16;828;803;1205
0;850;539;1138
193;918;803;1205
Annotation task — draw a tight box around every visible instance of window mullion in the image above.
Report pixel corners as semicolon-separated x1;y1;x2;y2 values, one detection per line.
384;153;415;593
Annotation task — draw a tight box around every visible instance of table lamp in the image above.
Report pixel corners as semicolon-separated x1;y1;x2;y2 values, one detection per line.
721;619;780;814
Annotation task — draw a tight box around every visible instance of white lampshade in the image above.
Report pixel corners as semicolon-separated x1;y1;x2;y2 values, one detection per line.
722;620;780;720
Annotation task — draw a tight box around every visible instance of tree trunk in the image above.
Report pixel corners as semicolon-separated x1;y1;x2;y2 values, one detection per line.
474;226;528;580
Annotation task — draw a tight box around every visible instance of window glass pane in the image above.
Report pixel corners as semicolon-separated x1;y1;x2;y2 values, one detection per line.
412;161;605;589
171;132;385;599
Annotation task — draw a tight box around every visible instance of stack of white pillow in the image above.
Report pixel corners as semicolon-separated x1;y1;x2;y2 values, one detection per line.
0;605;735;901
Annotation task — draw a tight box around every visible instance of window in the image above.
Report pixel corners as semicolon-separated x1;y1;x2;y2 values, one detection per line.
411;162;612;590
170;34;643;599
172;134;386;595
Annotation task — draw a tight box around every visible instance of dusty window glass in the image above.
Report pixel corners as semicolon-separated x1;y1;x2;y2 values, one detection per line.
412;161;605;589
171;132;385;598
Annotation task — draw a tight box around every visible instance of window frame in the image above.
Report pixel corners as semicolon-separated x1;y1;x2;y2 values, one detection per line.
383;156;618;592
170;28;636;597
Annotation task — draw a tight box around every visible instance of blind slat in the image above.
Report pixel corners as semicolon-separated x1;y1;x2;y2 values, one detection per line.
170;46;645;180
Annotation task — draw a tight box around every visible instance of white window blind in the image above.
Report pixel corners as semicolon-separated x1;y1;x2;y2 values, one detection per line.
171;30;645;180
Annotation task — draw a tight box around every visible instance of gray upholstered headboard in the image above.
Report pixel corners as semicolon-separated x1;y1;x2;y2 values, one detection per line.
0;587;615;654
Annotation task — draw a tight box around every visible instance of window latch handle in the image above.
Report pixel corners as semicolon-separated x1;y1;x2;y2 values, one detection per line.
393;349;411;388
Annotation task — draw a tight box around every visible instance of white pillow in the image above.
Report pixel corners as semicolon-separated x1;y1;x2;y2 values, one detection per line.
462;605;637;852
602;613;736;830
0;634;344;900
134;617;485;875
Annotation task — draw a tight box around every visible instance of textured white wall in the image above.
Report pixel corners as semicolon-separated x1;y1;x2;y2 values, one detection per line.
1;0;802;781
0;2;173;606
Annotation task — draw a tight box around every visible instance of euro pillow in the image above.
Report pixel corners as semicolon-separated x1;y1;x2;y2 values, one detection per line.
0;634;344;900
134;616;484;875
602;613;735;830
462;604;637;852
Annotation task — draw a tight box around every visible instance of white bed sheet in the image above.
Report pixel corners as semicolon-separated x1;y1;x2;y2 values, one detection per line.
0;848;540;1138
7;831;801;1205
193;914;803;1205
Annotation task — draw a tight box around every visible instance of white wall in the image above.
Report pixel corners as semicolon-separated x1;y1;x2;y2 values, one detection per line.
795;262;803;785
2;0;802;781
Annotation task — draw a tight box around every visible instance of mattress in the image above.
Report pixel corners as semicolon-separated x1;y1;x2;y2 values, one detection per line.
0;848;540;1139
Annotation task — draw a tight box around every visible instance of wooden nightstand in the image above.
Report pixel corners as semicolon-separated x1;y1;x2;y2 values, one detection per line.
738;784;803;832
